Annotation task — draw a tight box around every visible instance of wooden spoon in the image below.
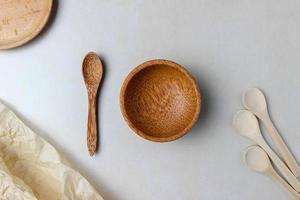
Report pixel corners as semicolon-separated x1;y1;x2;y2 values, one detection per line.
233;110;300;192
243;88;300;177
83;52;103;156
244;145;300;200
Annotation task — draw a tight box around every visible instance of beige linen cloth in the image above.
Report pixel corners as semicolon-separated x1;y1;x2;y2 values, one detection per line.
0;101;104;200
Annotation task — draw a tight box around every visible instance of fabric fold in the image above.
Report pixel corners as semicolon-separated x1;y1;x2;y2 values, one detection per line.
0;101;103;200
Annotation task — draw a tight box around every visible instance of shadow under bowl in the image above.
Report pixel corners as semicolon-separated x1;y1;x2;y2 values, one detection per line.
120;59;201;142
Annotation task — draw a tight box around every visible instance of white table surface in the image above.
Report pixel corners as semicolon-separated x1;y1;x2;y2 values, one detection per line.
1;0;300;199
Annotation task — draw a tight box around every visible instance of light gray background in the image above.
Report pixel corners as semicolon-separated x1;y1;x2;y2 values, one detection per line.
0;0;300;199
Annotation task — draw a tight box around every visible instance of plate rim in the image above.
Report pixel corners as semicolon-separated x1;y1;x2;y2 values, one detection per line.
0;0;53;50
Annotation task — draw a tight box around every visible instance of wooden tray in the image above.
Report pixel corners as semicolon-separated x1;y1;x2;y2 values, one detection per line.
0;0;53;49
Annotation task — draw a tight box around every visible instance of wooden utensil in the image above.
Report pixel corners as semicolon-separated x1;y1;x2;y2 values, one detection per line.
244;145;300;200
0;0;53;49
120;59;201;142
233;110;300;192
243;88;300;177
83;52;103;156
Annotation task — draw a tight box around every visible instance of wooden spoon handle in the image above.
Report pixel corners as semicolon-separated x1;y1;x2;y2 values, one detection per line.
87;97;98;156
263;113;300;177
267;168;300;200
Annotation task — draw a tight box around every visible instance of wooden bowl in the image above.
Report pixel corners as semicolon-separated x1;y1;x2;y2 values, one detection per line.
120;59;201;142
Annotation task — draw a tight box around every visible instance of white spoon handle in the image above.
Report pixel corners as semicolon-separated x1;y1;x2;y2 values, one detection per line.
262;113;300;177
258;138;300;192
267;167;300;200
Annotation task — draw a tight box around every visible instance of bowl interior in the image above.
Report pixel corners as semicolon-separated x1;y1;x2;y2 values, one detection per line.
122;62;200;141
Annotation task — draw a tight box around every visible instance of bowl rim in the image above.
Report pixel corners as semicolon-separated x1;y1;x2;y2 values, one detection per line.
120;59;201;142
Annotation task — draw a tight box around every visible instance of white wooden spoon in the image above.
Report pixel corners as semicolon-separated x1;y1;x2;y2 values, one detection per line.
244;145;300;200
233;110;300;192
243;88;300;177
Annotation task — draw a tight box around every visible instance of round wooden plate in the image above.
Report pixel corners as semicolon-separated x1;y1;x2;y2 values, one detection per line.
0;0;53;49
120;59;201;142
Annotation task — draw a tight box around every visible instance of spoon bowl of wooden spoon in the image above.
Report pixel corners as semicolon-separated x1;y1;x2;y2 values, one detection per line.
244;145;300;200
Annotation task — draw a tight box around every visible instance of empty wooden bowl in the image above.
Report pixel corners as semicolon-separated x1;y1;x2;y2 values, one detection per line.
120;59;201;142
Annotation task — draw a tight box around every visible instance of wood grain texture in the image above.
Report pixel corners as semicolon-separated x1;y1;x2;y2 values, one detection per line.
0;0;52;49
83;52;103;156
120;59;201;142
